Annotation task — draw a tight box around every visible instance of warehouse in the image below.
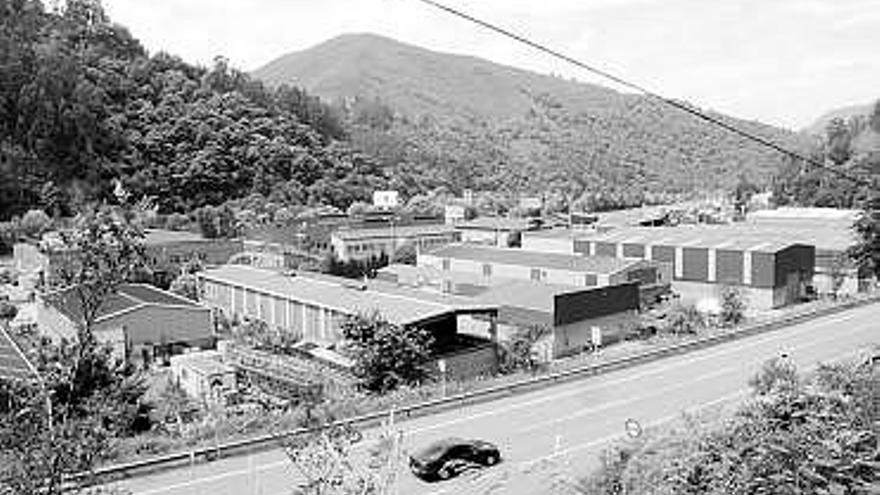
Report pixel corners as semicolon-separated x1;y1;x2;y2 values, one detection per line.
198;265;497;349
37;283;213;364
418;244;669;290
330;224;461;262
523;226;814;309
376;264;641;359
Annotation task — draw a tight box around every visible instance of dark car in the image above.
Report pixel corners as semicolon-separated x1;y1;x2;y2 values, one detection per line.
409;437;501;481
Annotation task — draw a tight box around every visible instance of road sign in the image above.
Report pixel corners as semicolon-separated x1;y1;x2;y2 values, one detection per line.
624;418;642;438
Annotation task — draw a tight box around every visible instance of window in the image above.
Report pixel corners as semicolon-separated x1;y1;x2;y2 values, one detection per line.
584;273;598;286
442;258;450;271
530;268;542;281
482;263;492;277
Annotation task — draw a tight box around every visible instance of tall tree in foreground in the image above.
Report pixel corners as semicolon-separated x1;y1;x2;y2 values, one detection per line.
52;205;146;342
849;192;880;281
341;312;434;394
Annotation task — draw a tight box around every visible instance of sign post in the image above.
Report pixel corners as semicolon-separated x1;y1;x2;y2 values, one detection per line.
591;326;602;353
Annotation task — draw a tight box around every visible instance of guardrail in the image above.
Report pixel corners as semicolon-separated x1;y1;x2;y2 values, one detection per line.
91;293;880;481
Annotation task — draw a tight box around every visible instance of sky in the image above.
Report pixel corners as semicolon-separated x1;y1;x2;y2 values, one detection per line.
101;0;879;130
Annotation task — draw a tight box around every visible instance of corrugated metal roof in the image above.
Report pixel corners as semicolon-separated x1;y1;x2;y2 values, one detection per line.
426;244;637;274
529;225;833;252
199;265;495;326
45;283;201;324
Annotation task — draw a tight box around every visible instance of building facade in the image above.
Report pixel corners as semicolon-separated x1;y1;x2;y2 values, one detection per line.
523;227;815;309
36;283;214;364
330;224;461;262
418;244;669;291
198;265;497;348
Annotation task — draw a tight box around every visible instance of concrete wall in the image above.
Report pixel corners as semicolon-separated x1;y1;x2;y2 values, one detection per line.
553;310;639;358
332;231;460;262
95;305;213;349
521;235;573;254
202;278;365;345
420;253;613;288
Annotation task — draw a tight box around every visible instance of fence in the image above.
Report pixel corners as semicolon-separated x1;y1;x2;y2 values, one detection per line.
90;293;880;480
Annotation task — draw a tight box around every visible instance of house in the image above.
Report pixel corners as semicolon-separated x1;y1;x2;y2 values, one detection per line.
198;265;500;379
522;226;815;310
330;224;461;262
418;244;669;292
455;217;544;247
36;283;214;364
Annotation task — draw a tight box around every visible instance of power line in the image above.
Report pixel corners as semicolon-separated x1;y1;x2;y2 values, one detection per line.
412;0;873;187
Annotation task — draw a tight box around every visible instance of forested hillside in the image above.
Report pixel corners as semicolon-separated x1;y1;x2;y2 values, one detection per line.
0;0;384;220
773;100;880;208
255;34;811;207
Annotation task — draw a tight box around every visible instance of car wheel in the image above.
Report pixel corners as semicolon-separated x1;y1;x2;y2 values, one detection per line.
437;466;452;480
484;453;499;466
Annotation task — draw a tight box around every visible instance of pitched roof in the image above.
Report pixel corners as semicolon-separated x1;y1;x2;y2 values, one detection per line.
199;265;495;326
425;244;638;274
0;326;39;382
45;283;200;324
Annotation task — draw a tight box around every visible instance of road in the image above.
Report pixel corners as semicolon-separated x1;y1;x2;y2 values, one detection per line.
114;303;879;495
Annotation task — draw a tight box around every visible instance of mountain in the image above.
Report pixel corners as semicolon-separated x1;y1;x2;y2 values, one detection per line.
254;34;810;200
803;102;875;136
254;33;627;121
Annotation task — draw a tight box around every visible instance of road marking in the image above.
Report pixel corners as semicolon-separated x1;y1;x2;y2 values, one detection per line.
421;389;751;495
404;317;867;436
126;311;874;494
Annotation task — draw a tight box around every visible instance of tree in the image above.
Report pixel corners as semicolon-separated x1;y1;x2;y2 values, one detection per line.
52;205;146;341
279;410;404;495
583;358;879;495
1;336;145;495
848;193;880;280
499;324;550;374
390;243;417;265
719;286;746;327
663;303;705;335
19;209;52;239
0;301;18;323
341;312;435;394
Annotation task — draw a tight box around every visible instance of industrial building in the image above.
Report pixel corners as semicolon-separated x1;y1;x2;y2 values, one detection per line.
418;244;669;290
522;226;815;309
199;264;496;343
377;263;641;359
37;283;214;364
329;224;461;262
454;217;545;247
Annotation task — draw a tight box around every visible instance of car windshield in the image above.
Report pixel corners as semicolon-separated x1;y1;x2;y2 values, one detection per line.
414;438;466;460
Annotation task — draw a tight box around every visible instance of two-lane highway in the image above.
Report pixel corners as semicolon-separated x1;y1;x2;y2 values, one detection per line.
115;303;879;495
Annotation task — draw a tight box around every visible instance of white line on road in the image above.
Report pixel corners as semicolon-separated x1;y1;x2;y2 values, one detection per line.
126;311;871;494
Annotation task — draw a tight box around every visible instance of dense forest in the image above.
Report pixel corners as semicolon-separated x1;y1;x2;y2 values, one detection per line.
772;101;880;208
256;33;813;210
0;0;387;221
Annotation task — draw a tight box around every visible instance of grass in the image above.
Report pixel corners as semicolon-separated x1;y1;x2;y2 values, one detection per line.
103;292;878;466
